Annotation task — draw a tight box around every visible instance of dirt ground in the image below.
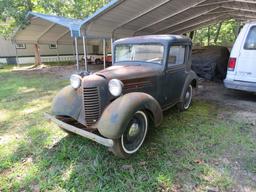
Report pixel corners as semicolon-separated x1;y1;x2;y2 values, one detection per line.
13;64;104;79
195;80;256;125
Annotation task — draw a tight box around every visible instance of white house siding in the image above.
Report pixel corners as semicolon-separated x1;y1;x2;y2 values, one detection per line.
0;38;17;57
0;37;111;64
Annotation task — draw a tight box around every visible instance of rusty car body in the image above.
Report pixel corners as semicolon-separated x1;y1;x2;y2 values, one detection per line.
46;35;198;158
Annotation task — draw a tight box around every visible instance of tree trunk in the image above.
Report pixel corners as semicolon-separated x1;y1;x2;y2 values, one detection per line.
207;26;210;46
189;31;195;40
34;44;41;66
214;22;222;44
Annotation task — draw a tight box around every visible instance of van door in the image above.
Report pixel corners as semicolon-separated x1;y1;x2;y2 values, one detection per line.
235;25;256;83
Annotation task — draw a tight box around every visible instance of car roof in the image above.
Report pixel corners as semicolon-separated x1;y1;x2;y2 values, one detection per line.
114;35;192;45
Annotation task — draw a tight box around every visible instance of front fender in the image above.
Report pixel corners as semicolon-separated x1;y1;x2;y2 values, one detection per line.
98;92;163;139
52;86;82;120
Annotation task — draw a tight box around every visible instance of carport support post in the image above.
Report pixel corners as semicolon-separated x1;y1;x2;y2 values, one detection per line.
103;39;106;69
111;38;114;65
82;36;88;71
74;37;79;71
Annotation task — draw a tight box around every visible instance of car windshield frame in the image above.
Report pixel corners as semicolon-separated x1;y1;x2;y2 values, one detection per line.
114;43;165;65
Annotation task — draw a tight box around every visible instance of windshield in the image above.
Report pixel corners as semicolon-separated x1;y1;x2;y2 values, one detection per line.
115;44;164;64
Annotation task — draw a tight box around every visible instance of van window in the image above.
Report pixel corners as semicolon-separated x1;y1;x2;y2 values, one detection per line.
244;26;256;50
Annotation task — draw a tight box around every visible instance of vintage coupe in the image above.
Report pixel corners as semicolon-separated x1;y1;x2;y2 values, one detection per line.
46;35;197;158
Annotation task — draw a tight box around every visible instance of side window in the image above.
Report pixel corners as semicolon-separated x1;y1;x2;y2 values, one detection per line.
168;45;185;67
244;26;256;50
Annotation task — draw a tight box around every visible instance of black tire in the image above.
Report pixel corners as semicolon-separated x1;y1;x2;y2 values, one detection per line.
177;84;193;111
111;110;148;158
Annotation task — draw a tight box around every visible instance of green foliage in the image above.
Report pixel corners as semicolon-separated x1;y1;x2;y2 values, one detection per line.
193;19;241;47
0;0;110;37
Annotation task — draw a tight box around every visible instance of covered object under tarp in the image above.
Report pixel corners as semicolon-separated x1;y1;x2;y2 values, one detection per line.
80;0;256;39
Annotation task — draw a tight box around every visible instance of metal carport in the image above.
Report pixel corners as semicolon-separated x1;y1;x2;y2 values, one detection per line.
13;0;256;71
13;12;85;70
14;12;82;45
80;0;256;39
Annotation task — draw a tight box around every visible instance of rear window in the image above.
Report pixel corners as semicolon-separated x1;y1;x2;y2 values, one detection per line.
244;26;256;50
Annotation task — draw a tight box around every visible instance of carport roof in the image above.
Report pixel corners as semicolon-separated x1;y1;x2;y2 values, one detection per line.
14;0;256;44
14;12;83;44
80;0;256;39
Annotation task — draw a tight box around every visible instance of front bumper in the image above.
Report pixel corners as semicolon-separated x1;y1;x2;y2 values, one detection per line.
44;113;114;148
224;79;256;93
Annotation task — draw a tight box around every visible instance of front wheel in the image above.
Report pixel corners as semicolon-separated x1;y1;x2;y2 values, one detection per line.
111;110;148;158
177;84;193;111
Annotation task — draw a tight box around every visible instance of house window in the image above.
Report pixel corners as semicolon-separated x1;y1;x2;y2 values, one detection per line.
92;45;99;54
49;44;57;49
16;43;26;49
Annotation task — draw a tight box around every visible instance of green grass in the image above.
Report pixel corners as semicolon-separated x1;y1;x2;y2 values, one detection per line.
0;66;256;191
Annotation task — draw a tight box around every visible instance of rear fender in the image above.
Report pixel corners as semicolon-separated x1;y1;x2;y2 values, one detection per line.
98;92;163;139
180;71;198;101
52;86;82;120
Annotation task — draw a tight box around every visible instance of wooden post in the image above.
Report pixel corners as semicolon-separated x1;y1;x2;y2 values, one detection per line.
34;44;41;66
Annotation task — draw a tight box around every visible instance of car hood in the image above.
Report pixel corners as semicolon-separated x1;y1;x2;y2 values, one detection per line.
95;64;162;80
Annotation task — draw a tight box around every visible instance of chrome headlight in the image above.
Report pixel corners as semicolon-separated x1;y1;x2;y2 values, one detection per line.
70;74;81;89
108;79;123;97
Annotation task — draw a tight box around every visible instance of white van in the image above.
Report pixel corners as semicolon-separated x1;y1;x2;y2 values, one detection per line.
224;22;256;92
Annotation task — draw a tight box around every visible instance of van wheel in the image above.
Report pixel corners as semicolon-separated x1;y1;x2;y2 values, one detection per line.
111;110;148;158
177;84;193;111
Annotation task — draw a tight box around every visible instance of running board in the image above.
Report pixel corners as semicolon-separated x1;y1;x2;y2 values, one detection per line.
44;113;114;148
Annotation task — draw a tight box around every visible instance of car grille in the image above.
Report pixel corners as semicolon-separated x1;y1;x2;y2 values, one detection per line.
83;87;101;126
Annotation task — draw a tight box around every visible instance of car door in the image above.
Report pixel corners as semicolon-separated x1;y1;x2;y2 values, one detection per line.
163;44;188;108
234;25;256;83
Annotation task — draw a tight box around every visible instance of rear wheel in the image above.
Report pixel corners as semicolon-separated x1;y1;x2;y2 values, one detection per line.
177;84;193;111
111;110;148;158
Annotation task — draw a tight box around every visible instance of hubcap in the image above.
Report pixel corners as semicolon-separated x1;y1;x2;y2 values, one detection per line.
121;111;148;154
184;85;192;110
